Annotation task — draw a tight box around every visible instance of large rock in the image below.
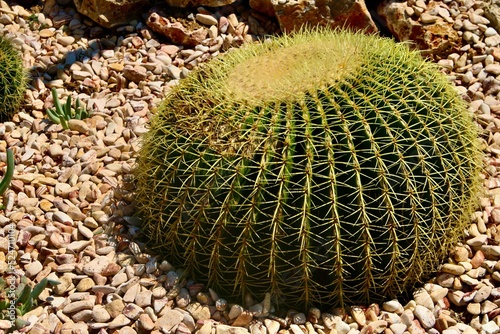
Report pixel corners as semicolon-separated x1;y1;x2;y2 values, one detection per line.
73;0;152;28
485;0;500;32
377;0;461;59
266;0;377;33
146;12;208;47
165;0;236;8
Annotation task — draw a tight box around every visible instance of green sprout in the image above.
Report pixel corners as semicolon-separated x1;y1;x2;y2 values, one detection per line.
0;277;60;331
0;148;14;196
46;88;89;129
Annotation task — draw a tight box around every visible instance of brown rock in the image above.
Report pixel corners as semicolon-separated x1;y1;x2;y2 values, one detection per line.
146;12;208;47
123;65;148;83
377;0;461;59
272;0;377;34
471;250;485;269
73;0;152;28
232;310;253;327
249;0;274;18
166;0;235;8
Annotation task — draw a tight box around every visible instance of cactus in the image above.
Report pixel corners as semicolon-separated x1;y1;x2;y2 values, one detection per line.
0;34;27;120
134;29;482;308
46;88;89;129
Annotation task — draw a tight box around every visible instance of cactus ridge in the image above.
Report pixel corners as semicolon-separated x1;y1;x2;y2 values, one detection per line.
0;34;27;120
135;29;482;308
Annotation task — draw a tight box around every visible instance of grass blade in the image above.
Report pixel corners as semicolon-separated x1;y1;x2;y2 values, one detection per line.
0;149;15;195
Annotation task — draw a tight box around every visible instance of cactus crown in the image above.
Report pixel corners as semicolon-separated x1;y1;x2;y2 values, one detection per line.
135;29;482;308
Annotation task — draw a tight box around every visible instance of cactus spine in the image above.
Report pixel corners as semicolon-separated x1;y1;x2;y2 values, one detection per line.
134;29;482;308
0;34;27;120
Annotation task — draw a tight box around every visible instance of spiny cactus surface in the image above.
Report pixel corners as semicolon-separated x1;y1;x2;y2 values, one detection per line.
0;34;27;120
135;30;482;308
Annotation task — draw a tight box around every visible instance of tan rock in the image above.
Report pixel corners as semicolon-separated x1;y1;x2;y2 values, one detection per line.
271;0;377;34
155;309;184;331
165;0;235;8
146;12;208;47
377;0;461;59
73;0;151;28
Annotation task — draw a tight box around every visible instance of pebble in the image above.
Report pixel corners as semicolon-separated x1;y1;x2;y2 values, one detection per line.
108;314;132;329
196;13;218;26
157;309;184;331
63;300;94;313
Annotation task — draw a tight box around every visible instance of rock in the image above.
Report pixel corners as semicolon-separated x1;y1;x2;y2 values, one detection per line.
414;289;434;310
196;14;218;26
485;64;500;75
135;290;153;307
156;309;184;331
390;323;407;334
122;303;144;320
186;302;211;321
289;324;305;334
467;303;481;315
232;310;253;327
123;65;147;83
82;256;110;275
138;313;156;331
377;0;461;59
109;314;132;329
474;285;492;303
351;308;366;326
146;12;208;47
441;263;465;275
228;304;244;320
53;274;74;295
73;0;151;28
216;324;250;334
414;305;435;329
249;0;274;17
482;321;500;334
271;0;377;34
166;0;235;8
68;119;90;134
63;300;94;313
383;300;404;314
93;305;111;322
264;319;280;334
76;277;95;292
25;261;43;277
105;299;126;318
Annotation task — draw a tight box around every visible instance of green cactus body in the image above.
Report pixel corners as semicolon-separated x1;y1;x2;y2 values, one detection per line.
0;35;27;120
135;30;482;308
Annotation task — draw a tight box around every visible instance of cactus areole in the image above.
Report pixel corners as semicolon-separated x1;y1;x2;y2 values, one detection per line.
135;30;482;308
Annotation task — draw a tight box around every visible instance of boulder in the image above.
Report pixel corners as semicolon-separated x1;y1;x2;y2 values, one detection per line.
485;0;500;32
165;0;236;8
73;0;151;28
250;0;377;34
377;0;461;59
146;12;208;47
249;0;275;18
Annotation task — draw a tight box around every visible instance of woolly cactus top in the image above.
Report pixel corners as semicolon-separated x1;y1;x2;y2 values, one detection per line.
136;29;482;308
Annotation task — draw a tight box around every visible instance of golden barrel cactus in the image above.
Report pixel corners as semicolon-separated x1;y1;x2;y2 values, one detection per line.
134;30;482;308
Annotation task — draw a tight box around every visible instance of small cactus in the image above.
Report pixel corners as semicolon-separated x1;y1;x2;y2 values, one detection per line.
134;29;482;308
0;34;27;120
46;88;89;129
